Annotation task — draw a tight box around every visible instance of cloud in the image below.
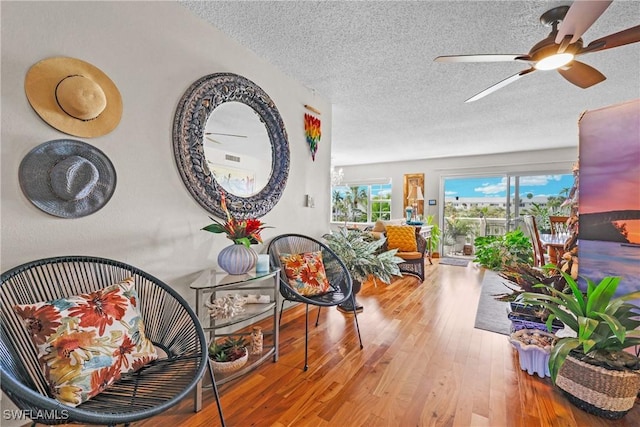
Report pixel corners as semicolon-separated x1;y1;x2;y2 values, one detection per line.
475;177;507;195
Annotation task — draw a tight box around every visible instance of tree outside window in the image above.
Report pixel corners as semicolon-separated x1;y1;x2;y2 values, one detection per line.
331;183;391;223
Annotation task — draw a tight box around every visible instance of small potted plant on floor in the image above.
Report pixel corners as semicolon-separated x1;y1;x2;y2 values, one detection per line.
208;336;249;374
522;272;640;419
426;214;441;258
496;263;566;333
509;328;558;378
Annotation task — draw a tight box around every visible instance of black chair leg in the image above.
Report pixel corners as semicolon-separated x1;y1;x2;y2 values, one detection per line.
279;299;286;327
304;304;309;371
207;358;226;427
315;306;322;327
351;294;364;349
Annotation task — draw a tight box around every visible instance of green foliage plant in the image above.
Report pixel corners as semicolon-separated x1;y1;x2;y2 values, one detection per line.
473;229;532;270
426;215;441;255
445;218;475;239
208;336;248;362
323;228;403;284
495;262;567;302
522;271;640;382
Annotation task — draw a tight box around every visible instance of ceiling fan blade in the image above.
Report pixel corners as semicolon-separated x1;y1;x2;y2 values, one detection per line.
580;25;640;54
465;68;535;103
555;0;612;44
205;132;248;138
434;54;529;63
557;60;606;88
205;136;222;144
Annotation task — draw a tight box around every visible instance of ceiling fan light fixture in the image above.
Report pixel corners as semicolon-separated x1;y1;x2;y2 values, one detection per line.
535;53;574;70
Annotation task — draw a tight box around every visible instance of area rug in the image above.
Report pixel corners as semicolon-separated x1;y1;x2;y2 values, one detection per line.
473;270;512;335
438;257;469;267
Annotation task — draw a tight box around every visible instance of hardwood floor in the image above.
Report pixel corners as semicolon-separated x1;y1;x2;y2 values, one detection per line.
87;261;640;426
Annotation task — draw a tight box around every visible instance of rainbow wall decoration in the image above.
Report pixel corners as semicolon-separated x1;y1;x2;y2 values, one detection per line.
304;113;321;161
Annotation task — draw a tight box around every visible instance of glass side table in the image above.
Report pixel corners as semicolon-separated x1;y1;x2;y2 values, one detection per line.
190;268;280;411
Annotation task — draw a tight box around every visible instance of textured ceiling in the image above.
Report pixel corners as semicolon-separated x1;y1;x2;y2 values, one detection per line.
180;1;640;166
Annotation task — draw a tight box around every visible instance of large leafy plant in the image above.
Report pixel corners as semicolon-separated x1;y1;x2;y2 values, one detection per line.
324;229;402;284
522;271;640;382
473;229;532;270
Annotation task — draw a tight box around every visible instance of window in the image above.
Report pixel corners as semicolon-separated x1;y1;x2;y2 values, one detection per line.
370;184;392;221
331;183;392;223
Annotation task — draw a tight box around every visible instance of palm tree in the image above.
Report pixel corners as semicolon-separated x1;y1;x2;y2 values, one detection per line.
331;190;346;221
523;202;550;232
345;186;368;222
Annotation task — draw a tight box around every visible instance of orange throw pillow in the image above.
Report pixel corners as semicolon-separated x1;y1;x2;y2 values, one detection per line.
386;225;418;252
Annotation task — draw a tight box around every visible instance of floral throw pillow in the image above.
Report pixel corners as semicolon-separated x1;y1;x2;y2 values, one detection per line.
13;278;158;407
280;251;331;297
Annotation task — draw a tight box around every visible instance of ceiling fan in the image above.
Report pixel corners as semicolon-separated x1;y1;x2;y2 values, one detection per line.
435;1;640;102
204;132;247;145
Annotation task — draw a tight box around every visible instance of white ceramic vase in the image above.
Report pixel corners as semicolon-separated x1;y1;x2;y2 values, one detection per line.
218;244;258;275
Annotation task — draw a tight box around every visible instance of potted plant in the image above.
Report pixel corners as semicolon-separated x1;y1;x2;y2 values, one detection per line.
444;218;475;253
202;193;272;275
323;228;403;312
497;263;566;333
522;272;640;419
425;215;441;258
509;329;557;378
208;336;250;374
473;229;532;271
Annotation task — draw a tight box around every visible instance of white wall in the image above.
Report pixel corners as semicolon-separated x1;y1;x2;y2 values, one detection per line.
338;146;577;223
1;0;332;280
0;2;331;418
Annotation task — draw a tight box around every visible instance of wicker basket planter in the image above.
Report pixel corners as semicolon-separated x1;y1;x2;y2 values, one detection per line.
556;353;640;420
210;348;249;374
509;329;557;378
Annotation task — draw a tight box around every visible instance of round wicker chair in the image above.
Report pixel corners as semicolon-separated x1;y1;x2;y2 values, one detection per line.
0;256;225;426
267;234;363;371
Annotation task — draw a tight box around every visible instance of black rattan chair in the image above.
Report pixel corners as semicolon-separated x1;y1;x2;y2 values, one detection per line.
267;234;363;371
0;256;225;426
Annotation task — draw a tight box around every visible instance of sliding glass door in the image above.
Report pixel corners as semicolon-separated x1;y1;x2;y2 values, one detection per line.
442;172;574;257
510;174;574;233
443;176;508;256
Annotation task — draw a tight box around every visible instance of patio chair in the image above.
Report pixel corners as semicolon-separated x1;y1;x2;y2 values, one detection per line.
267;234;363;371
1;256;225;426
549;215;570;235
522;215;549;268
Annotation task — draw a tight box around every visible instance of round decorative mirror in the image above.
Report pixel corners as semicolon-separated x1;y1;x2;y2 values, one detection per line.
173;73;289;219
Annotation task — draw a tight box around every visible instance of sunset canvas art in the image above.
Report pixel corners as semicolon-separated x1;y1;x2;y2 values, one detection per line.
578;99;640;297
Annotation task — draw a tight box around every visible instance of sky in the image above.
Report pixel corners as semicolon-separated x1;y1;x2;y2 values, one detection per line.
444;174;575;199
578;101;640;244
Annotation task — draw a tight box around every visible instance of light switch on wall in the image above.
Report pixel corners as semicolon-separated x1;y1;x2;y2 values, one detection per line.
305;195;315;208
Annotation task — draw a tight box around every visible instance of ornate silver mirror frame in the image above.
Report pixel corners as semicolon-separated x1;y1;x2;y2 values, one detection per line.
173;73;289;219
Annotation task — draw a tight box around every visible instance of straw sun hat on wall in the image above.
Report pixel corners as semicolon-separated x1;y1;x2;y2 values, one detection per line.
24;57;122;138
